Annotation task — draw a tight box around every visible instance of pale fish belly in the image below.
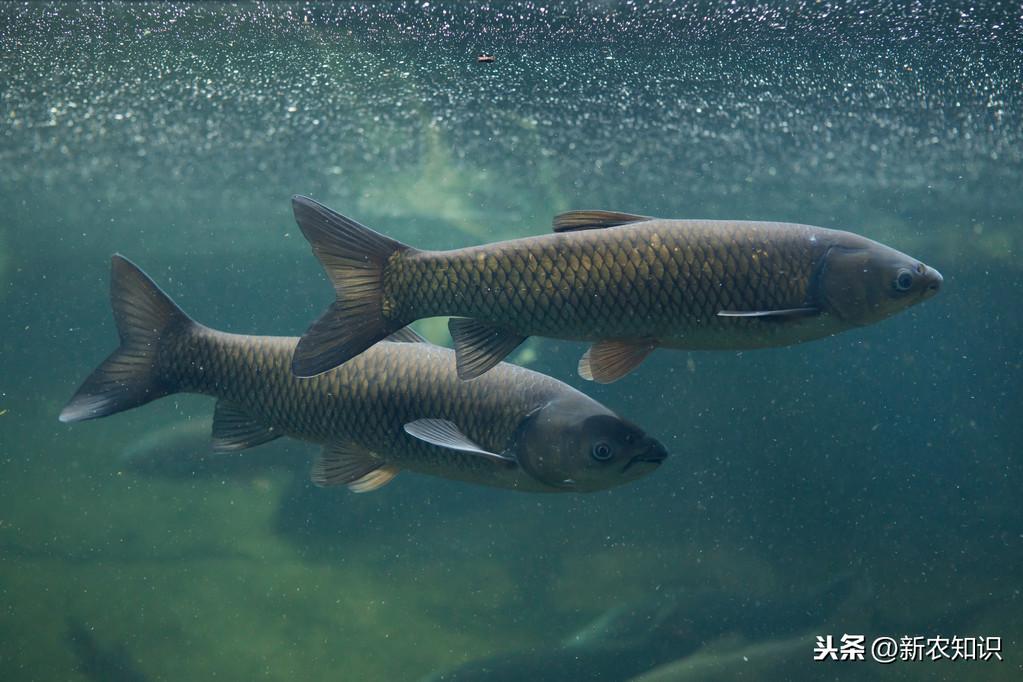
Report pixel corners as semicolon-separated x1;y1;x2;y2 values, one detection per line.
657;313;849;350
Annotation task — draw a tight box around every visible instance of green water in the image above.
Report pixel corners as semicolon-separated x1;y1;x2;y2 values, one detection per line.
1;2;1020;680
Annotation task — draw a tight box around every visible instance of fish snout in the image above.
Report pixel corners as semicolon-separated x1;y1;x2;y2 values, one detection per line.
922;266;943;299
638;439;669;465
621;438;668;474
648;439;669;463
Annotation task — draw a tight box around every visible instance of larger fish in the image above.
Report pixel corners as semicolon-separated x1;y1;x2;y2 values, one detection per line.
59;256;666;493
290;197;942;382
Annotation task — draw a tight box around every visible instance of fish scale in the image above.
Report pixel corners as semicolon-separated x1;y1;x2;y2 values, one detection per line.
62;255;667;493
388;220;820;342
157;329;557;479
290;197;941;382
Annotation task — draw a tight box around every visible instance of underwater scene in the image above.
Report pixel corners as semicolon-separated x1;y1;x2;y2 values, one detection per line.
1;1;1021;680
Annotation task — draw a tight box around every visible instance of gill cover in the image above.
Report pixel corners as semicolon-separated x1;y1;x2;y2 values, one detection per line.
816;235;941;326
511;397;666;492
817;245;873;323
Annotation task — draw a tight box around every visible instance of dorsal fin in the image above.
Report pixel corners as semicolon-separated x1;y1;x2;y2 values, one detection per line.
552;210;652;233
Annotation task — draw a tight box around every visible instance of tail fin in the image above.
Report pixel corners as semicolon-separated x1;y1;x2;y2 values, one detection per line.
291;195;412;377
59;255;194;423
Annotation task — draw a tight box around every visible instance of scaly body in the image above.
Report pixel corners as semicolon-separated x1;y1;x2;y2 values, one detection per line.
61;256;666;493
163;330;562;490
290;198;942;382
386;220;838;349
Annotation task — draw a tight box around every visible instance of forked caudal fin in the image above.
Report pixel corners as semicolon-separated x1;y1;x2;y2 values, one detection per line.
291;195;414;377
59;255;195;423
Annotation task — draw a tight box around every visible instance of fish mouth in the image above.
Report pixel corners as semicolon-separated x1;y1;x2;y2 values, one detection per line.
921;266;943;300
622;443;668;473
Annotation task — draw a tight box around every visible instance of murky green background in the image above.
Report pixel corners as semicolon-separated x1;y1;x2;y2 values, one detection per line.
1;2;1020;680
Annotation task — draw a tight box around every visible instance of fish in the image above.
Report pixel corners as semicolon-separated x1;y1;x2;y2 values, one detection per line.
289;196;943;382
629;590;1009;682
421;572;856;681
59;256;666;493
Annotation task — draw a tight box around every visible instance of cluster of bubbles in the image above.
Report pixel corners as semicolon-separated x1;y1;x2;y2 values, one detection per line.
1;1;1019;254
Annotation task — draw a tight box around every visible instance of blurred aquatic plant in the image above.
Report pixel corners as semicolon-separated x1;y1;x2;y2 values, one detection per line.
350;119;568;245
968;223;1019;264
354;124;498;241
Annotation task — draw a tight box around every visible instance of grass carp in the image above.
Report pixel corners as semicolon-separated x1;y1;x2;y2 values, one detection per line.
60;256;667;493
290;197;942;383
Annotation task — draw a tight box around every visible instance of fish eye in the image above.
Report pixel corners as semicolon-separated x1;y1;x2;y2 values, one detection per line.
895;270;914;291
591;441;613;461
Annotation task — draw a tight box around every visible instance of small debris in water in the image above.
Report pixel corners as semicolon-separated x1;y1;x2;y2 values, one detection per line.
477;53;495;63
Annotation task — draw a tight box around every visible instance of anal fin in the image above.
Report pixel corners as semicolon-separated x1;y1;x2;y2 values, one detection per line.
312;442;398;492
447;318;526;380
211;400;282;452
578;340;657;384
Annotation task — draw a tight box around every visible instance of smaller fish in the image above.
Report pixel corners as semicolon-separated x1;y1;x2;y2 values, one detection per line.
476;53;496;63
60;256;666;494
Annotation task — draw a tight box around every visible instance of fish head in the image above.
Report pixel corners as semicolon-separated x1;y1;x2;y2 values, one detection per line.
511;395;667;491
816;233;942;325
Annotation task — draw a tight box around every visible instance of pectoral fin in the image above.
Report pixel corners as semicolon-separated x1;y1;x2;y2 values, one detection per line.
552;210;653;233
404;419;515;465
448;318;527;380
211;400;282;452
312;442;398;492
717;307;819;319
578;340;657;384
